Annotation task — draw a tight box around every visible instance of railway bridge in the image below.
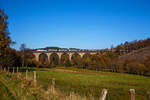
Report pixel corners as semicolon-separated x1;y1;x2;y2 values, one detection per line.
33;51;98;63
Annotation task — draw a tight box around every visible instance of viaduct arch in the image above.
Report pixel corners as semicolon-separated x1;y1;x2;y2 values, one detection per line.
33;51;98;64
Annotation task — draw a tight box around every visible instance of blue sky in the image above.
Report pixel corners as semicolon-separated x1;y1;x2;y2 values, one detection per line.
1;0;150;49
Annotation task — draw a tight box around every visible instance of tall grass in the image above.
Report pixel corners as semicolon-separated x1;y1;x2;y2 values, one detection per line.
22;67;150;100
0;71;95;100
0;67;150;100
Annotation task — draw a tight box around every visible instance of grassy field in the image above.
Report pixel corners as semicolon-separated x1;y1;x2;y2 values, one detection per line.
0;67;150;100
0;72;36;100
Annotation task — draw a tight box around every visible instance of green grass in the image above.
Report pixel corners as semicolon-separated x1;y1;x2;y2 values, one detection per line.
0;81;15;100
22;67;150;100
1;67;150;100
0;72;36;100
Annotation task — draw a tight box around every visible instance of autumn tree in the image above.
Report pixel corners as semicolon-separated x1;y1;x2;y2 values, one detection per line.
50;53;59;66
39;53;49;67
61;53;70;67
0;9;13;69
137;64;148;75
82;53;91;69
71;53;82;67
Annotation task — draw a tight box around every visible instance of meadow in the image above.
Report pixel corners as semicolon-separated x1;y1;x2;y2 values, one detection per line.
0;67;150;100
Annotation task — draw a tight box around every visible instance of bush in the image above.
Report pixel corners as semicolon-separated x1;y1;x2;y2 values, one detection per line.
137;64;148;75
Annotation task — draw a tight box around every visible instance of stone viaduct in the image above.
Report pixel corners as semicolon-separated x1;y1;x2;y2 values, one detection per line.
33;51;98;63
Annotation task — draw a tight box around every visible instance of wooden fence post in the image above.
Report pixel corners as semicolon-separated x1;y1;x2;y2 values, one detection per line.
4;67;6;72
100;89;107;100
8;67;9;73
147;91;150;100
130;89;135;100
26;70;28;80
33;71;36;86
13;67;15;74
51;78;55;93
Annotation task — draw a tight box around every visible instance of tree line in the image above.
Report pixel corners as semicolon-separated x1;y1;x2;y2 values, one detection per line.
0;9;150;76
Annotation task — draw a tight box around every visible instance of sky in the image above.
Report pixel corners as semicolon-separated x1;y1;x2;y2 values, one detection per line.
1;0;150;50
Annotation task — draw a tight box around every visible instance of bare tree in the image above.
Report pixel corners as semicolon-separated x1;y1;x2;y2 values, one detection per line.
20;43;26;67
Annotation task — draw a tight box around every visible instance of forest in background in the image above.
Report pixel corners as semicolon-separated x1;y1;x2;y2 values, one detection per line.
1;9;150;76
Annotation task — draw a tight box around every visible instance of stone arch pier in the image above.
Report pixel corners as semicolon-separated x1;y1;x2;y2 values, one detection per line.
33;51;97;64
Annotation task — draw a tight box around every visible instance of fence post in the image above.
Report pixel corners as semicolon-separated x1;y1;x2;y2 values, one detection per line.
8;67;9;72
4;67;6;72
130;89;135;100
13;67;15;74
33;71;36;86
51;78;55;93
26;70;28;80
147;91;150;100
8;67;9;73
100;89;107;100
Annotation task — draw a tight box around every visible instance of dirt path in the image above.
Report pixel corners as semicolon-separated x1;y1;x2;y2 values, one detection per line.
51;68;78;73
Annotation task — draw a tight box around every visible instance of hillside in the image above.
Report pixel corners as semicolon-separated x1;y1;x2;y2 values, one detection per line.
118;46;150;63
